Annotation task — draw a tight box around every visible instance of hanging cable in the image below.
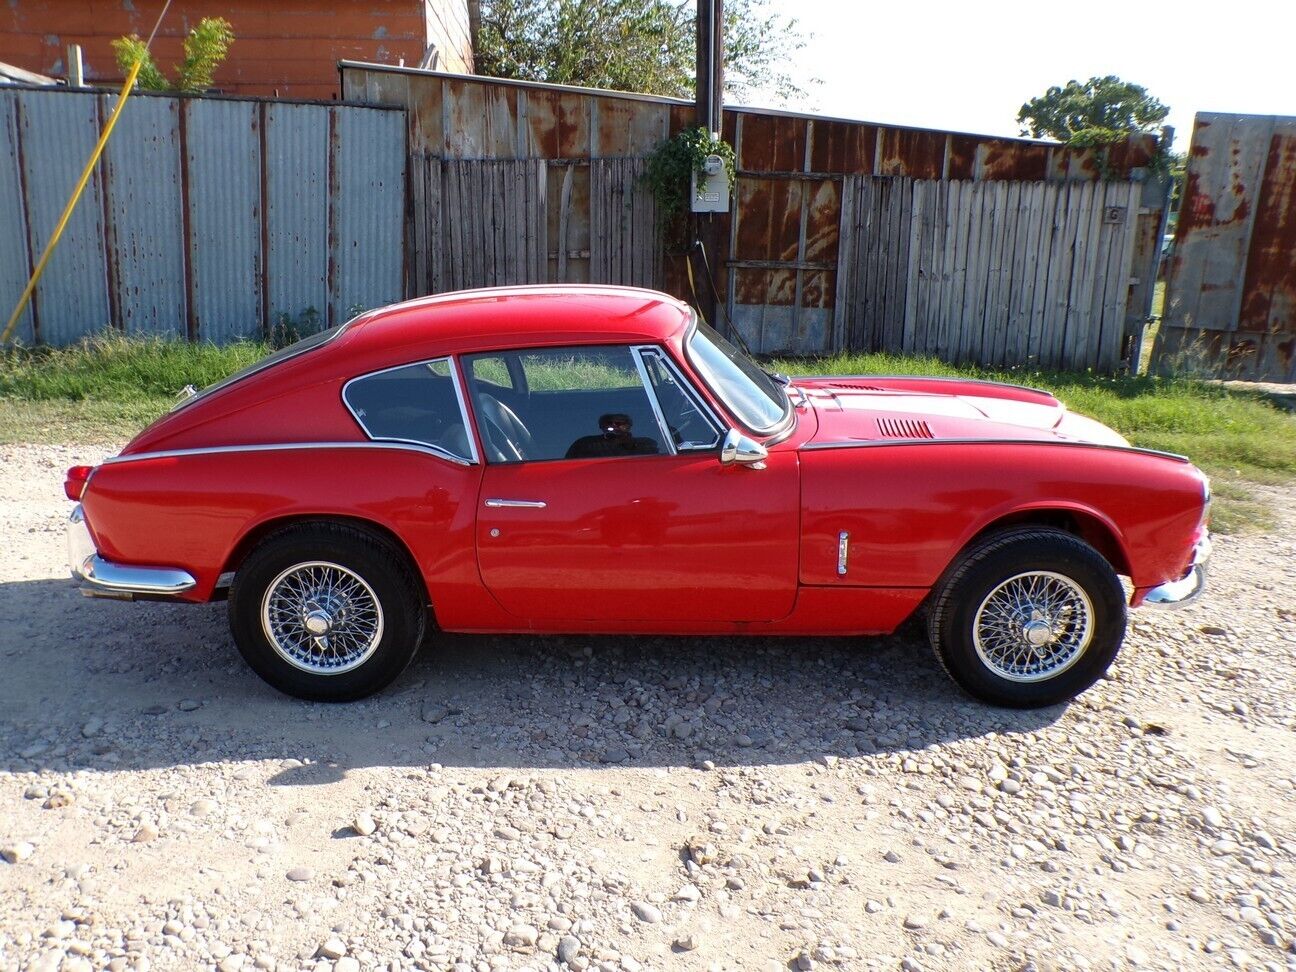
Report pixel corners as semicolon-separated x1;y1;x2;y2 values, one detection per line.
2;0;173;345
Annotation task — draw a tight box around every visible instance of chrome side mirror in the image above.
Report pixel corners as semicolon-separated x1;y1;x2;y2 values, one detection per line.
720;429;767;470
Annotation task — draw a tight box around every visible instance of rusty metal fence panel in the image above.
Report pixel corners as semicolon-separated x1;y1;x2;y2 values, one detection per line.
0;95;34;344
101;94;186;337
14;89;110;346
1155;112;1296;381
0;87;406;345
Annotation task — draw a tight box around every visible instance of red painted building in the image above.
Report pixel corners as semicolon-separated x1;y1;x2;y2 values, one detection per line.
1;0;473;100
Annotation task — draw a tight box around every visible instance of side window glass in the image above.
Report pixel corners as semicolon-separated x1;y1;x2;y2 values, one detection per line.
465;346;664;463
343;359;474;461
471;356;514;391
639;350;722;450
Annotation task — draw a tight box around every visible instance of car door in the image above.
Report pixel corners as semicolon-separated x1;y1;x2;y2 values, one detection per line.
466;344;800;623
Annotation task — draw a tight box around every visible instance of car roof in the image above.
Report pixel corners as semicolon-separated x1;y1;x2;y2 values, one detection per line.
339;285;695;357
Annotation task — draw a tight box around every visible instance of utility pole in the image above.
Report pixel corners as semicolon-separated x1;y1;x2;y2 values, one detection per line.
693;0;724;331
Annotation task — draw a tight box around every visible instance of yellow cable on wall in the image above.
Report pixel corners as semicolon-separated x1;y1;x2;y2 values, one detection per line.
2;0;172;345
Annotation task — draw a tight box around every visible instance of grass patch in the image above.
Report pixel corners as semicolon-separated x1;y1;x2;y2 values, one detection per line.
3;337;1292;533
0;336;268;444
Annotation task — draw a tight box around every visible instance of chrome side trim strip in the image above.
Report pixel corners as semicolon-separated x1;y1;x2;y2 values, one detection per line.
837;531;850;576
103;441;475;467
484;498;547;509
800;438;1190;462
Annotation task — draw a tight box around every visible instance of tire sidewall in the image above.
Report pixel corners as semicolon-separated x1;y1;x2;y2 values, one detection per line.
934;534;1126;708
229;529;424;702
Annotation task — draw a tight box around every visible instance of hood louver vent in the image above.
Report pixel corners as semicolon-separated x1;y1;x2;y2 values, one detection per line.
833;382;885;391
877;417;935;440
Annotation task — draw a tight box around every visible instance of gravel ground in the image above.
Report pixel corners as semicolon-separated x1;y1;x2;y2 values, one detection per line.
1;442;1294;972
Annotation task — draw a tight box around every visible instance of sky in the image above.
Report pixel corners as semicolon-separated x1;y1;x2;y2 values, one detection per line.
744;0;1294;151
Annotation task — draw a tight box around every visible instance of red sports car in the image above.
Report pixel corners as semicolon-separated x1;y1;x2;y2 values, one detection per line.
66;286;1210;707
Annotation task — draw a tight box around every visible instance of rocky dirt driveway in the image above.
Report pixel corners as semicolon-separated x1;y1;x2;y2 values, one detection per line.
1;443;1294;972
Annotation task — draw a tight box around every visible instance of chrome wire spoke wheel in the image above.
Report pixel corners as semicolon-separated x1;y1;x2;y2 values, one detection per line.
260;561;385;675
972;570;1093;683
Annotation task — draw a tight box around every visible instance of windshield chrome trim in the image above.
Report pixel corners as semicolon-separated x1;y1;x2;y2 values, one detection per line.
633;345;725;451
103;441;475;467
801;438;1190;461
683;313;794;439
340;356;479;465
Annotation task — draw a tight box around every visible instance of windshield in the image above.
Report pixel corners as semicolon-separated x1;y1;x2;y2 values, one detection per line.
170;324;346;412
685;317;790;434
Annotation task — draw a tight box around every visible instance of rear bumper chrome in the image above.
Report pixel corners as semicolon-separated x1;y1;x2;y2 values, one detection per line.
1142;536;1211;609
68;505;197;600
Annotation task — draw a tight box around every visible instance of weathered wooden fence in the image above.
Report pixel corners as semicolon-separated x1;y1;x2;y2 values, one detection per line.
0;87;406;345
1154;112;1296;381
837;178;1139;370
408;155;660;296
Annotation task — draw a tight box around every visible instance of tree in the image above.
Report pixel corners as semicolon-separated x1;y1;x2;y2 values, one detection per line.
473;0;813;103
111;17;235;93
1017;75;1169;146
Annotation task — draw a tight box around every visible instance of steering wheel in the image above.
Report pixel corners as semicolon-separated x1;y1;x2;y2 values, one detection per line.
476;394;537;462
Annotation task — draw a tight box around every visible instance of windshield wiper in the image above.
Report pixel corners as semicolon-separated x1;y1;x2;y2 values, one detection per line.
763;368;791;385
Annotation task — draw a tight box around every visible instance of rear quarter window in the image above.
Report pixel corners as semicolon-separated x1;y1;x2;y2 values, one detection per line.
343;359;474;462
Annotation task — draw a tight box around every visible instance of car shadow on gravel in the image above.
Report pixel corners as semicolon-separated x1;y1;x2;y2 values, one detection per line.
0;578;1062;779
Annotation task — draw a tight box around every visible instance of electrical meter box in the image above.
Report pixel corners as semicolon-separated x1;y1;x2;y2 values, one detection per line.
690;154;730;213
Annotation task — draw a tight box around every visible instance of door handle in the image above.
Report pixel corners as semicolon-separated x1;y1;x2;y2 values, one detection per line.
484;498;547;509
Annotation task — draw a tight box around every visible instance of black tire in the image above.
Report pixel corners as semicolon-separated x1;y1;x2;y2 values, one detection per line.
926;528;1126;708
228;522;426;702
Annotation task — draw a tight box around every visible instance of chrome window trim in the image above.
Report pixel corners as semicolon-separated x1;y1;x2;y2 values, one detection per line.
800;438;1191;461
103;441;475;467
632;345;725;451
683;312;794;438
340;356;479;464
631;348;678;457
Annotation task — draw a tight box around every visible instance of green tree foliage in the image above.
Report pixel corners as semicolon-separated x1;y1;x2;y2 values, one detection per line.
474;0;813;103
1017;75;1169;146
111;17;234;93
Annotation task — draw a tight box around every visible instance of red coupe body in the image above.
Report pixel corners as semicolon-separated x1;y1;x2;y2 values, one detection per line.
67;286;1210;704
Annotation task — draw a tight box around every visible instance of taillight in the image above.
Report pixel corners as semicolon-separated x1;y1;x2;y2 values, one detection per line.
65;465;93;501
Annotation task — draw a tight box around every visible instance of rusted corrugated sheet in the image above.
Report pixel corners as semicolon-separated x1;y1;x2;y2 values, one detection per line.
101;94;186;337
330;106;405;322
184;98;263;343
265;102;330;326
0;93;34;344
16;89;109;346
1157;112;1296;381
1238;120;1296;336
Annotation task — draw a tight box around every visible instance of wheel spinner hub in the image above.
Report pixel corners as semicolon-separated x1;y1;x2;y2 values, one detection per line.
260;561;385;675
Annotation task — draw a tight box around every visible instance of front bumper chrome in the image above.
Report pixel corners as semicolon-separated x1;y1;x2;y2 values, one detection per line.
68;505;197;600
1143;535;1211;609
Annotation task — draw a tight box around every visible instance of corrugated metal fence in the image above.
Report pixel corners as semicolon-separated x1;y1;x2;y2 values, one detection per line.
0;87;406;345
1154;112;1296;381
